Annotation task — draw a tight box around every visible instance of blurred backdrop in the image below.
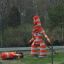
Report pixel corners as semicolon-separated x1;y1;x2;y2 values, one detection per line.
0;0;64;47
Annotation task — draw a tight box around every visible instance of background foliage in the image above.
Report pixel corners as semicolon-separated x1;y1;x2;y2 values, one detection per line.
0;0;64;47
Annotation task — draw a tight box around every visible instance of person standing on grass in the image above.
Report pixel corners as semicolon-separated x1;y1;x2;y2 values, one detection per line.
29;15;51;58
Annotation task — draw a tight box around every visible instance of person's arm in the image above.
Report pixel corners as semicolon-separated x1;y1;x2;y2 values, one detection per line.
29;28;35;44
29;37;34;43
41;30;51;43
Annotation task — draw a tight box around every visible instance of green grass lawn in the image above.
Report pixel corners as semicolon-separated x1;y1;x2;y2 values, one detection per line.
0;53;64;64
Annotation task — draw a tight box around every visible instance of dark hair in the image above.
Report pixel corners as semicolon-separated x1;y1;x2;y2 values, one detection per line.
16;50;24;58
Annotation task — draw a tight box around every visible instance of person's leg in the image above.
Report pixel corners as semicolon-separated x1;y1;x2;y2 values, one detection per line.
31;43;38;57
39;43;47;58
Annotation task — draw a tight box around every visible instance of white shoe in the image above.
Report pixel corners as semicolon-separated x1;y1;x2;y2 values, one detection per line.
38;56;47;58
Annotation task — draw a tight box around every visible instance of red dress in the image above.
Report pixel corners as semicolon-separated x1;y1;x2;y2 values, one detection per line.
31;25;47;57
0;52;16;60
